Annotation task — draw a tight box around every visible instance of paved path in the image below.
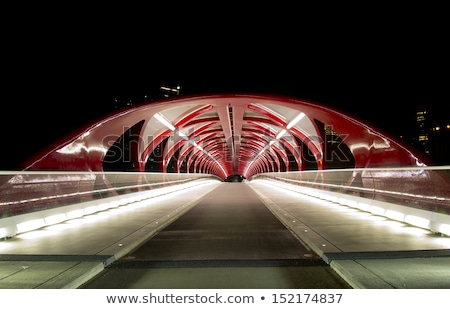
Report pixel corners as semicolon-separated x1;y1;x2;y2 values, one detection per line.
2;179;450;289
82;183;349;288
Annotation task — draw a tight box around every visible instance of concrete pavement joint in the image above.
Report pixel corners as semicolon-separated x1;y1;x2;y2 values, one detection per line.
97;182;222;261
247;182;341;260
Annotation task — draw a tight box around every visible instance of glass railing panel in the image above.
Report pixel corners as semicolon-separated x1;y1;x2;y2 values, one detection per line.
251;166;450;215
0;171;221;218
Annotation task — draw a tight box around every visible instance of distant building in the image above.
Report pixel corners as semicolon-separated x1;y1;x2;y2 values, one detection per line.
415;105;431;156
159;85;181;97
114;84;182;110
413;104;450;165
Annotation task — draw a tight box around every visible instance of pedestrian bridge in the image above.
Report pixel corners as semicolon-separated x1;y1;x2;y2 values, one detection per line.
0;167;450;288
1;94;449;288
1;167;449;240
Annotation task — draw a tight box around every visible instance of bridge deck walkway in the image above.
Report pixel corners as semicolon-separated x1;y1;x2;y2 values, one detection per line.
0;181;449;288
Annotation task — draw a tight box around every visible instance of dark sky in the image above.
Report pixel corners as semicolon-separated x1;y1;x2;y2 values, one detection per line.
2;11;449;170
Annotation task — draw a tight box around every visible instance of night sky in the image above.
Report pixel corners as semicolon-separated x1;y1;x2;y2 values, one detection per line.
2;11;449;170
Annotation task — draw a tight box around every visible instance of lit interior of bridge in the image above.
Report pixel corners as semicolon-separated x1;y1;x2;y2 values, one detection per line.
1;94;449;289
24;94;425;177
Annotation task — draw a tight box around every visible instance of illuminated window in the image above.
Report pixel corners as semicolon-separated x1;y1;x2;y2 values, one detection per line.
416;115;426;122
418;135;428;141
416;109;427;122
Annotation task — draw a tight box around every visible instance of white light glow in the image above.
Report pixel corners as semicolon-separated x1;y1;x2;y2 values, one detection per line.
356;202;370;212
154;113;176;131
276;129;286;139
16;219;46;234
405;215;430;229
329;195;339;203
16;230;48;240
119;198;130;205
370;206;385;216
251;177;450;238
83;206;98;215
0;227;9;238
56;143;107;155
109;200;121;208
44;223;73;232
178;129;188;137
44;213;67;225
97;202;111;211
345;199;358;208
385;210;405;221
402;226;431;237
287;112;305;129
66;209;84;219
0;240;13;250
338;197;347;205
438;224;450;236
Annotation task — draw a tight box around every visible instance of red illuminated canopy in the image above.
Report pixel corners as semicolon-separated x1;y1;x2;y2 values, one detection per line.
24;94;426;179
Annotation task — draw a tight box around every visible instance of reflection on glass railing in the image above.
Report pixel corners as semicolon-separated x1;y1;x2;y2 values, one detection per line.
0;172;221;218
251;166;450;215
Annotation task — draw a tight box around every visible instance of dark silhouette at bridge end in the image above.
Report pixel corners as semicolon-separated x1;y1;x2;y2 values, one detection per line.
225;174;245;182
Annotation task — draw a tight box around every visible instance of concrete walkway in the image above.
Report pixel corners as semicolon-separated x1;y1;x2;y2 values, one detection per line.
81;182;348;289
0;181;222;288
249;180;450;288
1;180;450;288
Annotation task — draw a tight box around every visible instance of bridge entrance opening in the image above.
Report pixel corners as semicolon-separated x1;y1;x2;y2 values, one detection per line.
225;174;245;182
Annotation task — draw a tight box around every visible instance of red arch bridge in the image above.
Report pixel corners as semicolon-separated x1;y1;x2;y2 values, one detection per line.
0;94;449;289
